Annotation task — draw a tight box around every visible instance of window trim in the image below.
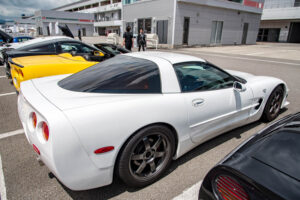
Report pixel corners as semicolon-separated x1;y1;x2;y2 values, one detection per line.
173;61;239;93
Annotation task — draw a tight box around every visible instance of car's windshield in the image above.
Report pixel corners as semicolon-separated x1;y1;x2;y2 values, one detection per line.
58;55;161;94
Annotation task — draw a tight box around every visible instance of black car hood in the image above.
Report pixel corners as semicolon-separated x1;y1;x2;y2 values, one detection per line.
58;24;74;38
0;29;13;43
222;114;300;200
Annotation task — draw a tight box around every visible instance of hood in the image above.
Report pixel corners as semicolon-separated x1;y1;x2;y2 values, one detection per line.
30;75;143;110
0;29;13;43
226;69;254;80
58;24;74;38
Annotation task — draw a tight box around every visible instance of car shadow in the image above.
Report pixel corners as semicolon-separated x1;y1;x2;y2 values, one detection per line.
61;112;288;200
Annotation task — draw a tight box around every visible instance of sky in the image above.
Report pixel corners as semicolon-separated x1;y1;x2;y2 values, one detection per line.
0;0;79;19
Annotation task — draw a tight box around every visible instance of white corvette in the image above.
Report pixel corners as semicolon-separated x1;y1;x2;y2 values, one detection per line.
18;52;289;190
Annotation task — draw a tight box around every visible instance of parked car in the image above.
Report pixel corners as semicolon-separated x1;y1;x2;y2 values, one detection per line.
9;53;99;91
18;52;289;190
2;36;109;78
0;29;33;44
4;43;129;78
94;43;130;55
199;112;300;200
0;36;74;69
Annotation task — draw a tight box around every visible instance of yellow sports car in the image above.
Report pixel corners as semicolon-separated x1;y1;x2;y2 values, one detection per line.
9;53;99;91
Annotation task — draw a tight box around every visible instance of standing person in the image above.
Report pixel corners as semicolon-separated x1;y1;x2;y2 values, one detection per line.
123;26;133;51
78;29;82;41
137;28;146;52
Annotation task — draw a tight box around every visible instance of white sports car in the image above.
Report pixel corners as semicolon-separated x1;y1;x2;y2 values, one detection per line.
18;52;289;190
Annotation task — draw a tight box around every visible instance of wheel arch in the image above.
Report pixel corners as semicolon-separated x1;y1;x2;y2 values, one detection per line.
113;122;179;178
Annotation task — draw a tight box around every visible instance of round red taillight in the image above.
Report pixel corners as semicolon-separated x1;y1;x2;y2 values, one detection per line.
215;175;249;200
32;112;37;128
42;122;49;141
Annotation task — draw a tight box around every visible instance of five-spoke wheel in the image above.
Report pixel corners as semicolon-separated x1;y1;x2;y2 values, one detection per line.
262;86;284;122
118;125;175;187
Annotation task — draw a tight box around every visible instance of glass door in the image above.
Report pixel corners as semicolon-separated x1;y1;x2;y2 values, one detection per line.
210;21;223;44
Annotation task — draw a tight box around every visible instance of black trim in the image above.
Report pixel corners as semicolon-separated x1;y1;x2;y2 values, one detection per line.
8;57;24;68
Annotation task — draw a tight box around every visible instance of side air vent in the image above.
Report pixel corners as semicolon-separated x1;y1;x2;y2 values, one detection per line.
255;98;263;110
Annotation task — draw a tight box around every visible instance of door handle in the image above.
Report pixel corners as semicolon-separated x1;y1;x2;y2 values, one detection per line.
192;99;204;107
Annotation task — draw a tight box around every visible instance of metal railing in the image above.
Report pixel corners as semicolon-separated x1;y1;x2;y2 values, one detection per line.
264;2;300;9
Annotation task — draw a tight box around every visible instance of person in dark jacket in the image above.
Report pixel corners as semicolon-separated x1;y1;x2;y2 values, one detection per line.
123;26;133;51
137;28;146;51
78;29;82;41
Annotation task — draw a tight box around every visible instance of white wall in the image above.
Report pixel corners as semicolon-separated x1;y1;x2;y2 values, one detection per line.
174;3;261;46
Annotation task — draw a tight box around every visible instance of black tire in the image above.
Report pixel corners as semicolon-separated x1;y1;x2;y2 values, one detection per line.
4;61;11;79
262;86;284;122
118;125;175;187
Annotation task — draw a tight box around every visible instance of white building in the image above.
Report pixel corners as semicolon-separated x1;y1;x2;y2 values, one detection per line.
34;10;94;37
123;0;264;47
259;0;300;42
53;0;122;36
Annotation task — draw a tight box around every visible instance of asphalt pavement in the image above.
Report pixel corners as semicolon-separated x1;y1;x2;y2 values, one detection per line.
0;43;300;200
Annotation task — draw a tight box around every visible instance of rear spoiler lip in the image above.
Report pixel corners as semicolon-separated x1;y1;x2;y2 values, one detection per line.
8;57;24;68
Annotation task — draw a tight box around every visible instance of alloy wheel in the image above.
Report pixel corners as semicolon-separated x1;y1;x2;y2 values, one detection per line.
129;134;170;179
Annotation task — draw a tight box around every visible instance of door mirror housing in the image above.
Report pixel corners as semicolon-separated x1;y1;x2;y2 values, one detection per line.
94;51;104;57
233;81;246;92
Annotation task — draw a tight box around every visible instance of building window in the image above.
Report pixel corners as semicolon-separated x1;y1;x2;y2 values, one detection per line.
92;3;99;8
101;0;111;6
228;0;242;3
210;21;223;44
295;0;300;7
138;18;152;34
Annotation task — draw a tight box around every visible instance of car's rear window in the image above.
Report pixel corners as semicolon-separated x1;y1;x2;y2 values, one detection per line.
58;55;161;93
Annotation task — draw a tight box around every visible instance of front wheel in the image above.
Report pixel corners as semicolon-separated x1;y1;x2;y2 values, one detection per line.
262;86;284;122
118;125;175;187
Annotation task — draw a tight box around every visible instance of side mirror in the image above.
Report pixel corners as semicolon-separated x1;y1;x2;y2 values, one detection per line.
70;51;77;56
233;81;246;92
94;51;104;57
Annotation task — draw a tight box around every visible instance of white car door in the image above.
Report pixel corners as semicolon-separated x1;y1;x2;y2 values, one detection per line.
174;62;253;144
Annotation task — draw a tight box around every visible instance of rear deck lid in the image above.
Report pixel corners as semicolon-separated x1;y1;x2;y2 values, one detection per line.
58;24;74;38
0;29;13;43
252;126;300;181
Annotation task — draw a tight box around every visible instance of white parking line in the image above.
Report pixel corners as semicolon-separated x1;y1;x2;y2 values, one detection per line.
0;92;16;97
0;155;7;200
176;50;300;66
0;129;24;140
0;76;6;79
173;180;202;200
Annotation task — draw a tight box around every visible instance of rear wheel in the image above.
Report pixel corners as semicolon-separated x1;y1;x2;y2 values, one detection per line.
118;125;175;187
262;86;284;122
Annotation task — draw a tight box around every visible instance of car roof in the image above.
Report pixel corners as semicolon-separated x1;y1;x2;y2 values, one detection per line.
128;51;206;64
14;36;74;48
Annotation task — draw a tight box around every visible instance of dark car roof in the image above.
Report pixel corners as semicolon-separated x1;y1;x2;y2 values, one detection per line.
14;36;33;39
221;113;300;200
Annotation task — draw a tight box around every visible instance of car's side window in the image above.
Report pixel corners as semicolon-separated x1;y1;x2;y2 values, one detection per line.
174;62;235;92
28;44;56;53
59;42;95;54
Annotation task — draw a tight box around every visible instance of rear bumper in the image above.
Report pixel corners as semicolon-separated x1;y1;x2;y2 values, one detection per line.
18;82;114;190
